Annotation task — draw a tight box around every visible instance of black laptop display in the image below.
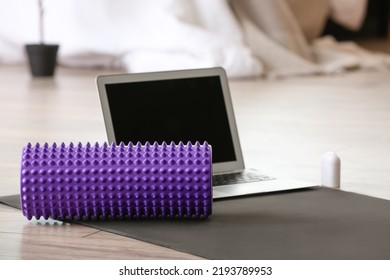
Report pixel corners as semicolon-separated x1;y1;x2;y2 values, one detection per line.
105;76;235;164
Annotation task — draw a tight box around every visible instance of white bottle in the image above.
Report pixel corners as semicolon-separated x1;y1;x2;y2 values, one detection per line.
321;152;341;188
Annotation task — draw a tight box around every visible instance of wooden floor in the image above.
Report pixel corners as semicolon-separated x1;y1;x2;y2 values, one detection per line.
1;55;390;258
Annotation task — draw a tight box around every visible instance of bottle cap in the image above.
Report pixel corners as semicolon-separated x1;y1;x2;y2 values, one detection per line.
321;152;341;188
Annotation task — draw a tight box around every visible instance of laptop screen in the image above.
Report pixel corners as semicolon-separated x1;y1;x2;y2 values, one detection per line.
105;76;236;164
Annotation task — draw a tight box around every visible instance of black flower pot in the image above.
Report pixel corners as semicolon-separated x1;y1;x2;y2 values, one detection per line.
25;44;59;77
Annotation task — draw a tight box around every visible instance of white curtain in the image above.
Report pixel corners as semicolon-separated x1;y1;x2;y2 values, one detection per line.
0;0;388;78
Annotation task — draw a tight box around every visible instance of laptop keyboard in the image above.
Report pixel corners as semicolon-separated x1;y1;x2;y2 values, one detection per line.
212;170;275;186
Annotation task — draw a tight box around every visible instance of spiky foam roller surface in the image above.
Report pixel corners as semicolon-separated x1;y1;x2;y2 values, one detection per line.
20;142;212;220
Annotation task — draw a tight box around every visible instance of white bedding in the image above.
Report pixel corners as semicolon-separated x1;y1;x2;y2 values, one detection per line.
0;0;388;78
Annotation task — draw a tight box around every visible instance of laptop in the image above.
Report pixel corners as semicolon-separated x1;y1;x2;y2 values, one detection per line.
96;67;311;199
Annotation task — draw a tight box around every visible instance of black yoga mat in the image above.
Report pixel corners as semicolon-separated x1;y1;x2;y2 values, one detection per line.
2;187;390;259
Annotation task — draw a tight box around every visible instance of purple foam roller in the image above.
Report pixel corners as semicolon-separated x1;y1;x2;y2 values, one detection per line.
20;141;212;220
